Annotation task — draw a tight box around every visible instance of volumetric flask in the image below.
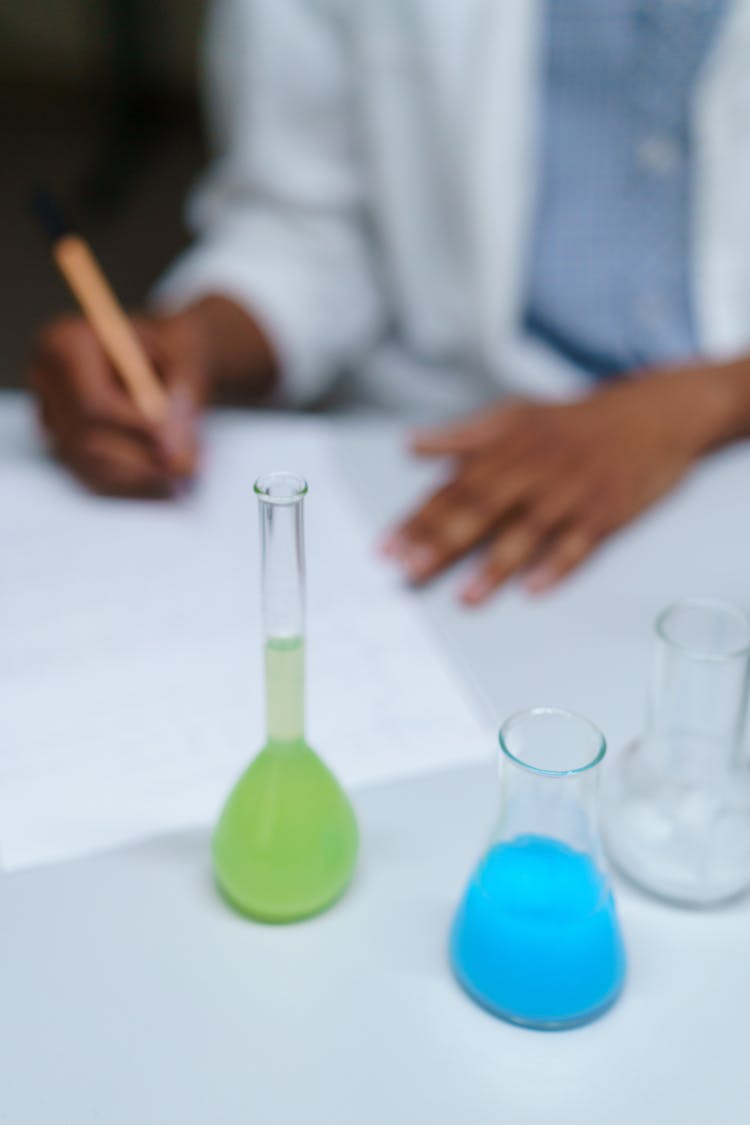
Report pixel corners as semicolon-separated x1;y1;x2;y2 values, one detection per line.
450;708;626;1030
212;472;358;922
603;598;750;907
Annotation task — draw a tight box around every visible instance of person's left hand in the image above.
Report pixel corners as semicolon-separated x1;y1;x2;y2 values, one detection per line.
384;368;730;603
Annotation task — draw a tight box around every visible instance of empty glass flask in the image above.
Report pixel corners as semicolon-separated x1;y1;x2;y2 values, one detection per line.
603;598;750;907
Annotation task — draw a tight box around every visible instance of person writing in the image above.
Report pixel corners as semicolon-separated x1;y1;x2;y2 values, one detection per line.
29;0;750;603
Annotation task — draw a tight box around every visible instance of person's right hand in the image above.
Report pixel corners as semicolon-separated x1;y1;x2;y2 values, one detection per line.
28;312;208;497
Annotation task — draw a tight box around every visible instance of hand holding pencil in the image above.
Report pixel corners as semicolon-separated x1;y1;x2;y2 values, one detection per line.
30;312;206;497
29;191;206;497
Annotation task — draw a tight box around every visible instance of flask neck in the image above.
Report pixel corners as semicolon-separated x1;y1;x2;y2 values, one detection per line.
265;636;305;744
496;768;602;861
255;473;308;746
495;709;608;867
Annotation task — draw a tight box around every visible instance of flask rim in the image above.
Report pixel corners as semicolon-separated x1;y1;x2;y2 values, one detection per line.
499;707;606;778
254;472;308;505
655;597;750;662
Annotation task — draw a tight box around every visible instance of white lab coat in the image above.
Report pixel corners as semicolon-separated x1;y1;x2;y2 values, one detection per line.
156;0;750;417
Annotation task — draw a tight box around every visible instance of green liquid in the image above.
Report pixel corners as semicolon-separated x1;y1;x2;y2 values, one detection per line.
265;635;304;743
212;638;358;923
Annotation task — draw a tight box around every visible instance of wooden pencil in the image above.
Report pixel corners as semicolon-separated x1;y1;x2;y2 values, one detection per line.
33;191;168;424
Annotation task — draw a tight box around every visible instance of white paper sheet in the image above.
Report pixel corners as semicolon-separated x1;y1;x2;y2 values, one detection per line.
0;395;489;870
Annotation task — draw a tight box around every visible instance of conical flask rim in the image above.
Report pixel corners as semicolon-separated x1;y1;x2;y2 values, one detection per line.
499;707;607;778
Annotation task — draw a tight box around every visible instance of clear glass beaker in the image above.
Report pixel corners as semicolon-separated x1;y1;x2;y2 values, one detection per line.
450;709;626;1030
212;472;358;922
603;598;750;907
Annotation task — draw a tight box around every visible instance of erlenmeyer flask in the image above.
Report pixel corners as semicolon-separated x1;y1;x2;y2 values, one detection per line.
212;472;358;922
450;708;626;1030
603;598;750;906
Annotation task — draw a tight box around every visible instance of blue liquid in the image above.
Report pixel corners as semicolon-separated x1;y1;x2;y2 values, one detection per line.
450;835;626;1029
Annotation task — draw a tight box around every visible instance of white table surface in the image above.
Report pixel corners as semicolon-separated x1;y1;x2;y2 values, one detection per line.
2;410;748;1123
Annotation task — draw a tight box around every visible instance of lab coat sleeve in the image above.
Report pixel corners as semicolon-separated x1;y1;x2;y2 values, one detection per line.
153;0;386;403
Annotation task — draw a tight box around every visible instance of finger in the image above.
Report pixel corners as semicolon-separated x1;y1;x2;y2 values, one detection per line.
456;471;591;604
129;320;206;479
154;373;204;480
530;474;592;532
31;317;202;487
32;321;159;442
64;429;171;498
409;400;529;457
524;524;601;594
393;480;499;582
389;455;548;580
32;360;91;460
459;512;559;605
33;377;69;447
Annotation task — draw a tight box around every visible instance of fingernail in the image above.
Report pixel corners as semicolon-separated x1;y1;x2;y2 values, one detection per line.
404;546;435;580
156;431;191;475
524;566;556;594
175;384;200;416
157;389;198;472
379;531;401;557
170;386;198;426
156;426;181;462
460;576;491;605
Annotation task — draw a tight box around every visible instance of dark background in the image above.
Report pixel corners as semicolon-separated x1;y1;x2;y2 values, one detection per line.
0;0;208;388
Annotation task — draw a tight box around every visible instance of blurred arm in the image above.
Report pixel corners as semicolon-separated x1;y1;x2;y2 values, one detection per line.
154;0;387;403
700;353;750;446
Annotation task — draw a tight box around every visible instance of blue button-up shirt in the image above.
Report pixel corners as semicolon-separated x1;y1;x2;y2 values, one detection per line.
523;0;728;379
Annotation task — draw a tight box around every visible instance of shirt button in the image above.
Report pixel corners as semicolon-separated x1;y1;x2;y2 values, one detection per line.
636;136;682;175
